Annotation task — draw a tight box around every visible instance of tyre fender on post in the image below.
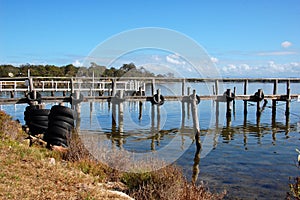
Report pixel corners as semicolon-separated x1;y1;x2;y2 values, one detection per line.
151;94;165;105
26;91;42;104
70;93;84;105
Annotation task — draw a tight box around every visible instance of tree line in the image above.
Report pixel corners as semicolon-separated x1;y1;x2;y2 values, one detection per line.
0;62;170;78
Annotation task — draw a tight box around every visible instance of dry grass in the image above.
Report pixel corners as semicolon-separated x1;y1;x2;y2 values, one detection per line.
0;110;226;200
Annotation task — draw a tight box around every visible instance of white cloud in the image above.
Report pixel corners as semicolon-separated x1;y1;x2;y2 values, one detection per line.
72;60;83;67
220;61;300;77
166;53;186;65
257;51;297;56
281;41;292;48
210;57;219;63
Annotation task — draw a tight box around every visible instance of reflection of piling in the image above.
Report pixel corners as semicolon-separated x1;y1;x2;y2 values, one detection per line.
192;147;200;184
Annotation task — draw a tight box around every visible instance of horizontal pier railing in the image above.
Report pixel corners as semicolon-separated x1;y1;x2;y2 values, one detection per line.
0;77;300;104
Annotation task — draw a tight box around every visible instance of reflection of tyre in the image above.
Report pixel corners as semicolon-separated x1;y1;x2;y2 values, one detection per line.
44;105;75;147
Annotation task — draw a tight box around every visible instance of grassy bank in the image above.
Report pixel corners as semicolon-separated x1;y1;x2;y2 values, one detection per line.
0;110;226;200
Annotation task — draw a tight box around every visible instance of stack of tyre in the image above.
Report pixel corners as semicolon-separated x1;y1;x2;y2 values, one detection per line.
24;105;50;135
44;105;76;147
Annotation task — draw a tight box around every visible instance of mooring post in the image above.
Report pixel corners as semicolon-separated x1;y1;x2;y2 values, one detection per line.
256;89;263;117
118;100;124;134
226;89;232;118
182;79;185;96
111;78;116;96
111;100;117;133
187;87;191;119
272;79;278;115
70;78;74;94
233;87;236;118
191;90;201;151
244;79;248;115
10;91;14;98
75;90;81;115
286;80;291;117
215;80;219;95
151;78;155;96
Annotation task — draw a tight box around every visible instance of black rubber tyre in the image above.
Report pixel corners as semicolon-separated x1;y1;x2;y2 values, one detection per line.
30;116;49;121
48;120;73;130
30;120;49;127
46;136;68;147
151;94;165;105
50;105;76;119
30;109;50;116
48;115;74;126
46;126;71;139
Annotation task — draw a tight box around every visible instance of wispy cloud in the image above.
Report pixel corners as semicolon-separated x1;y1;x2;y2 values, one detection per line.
257;51;297;56
166;53;186;65
281;41;292;48
220;61;300;77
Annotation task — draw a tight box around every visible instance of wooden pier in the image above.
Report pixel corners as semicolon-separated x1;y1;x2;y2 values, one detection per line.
0;77;300;117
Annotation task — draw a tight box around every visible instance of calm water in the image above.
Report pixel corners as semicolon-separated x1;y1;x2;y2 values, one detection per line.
1;82;300;200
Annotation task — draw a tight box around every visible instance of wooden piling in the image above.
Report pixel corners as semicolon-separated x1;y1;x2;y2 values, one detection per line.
244;79;248;115
191;90;201;151
10;91;14;98
214;80;219;95
226;89;232;118
256;89;263;117
182;79;185;96
272;79;278;115
111;79;116;96
187;87;191;119
285;80;290;116
151;78;155;96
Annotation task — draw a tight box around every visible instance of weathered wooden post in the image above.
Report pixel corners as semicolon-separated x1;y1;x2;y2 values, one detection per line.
225;89;232;118
187;87;191;119
272;79;278;115
286;80;290;117
111;78;116;96
244;79;248;115
182;79;185;96
256;89;263;117
75;90;81;115
111;100;117;133
191;90;201;151
214;80;219;95
10;91;14;98
151;78;155;96
233;87;236;117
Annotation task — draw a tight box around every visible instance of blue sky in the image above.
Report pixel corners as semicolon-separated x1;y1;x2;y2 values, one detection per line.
0;0;300;77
